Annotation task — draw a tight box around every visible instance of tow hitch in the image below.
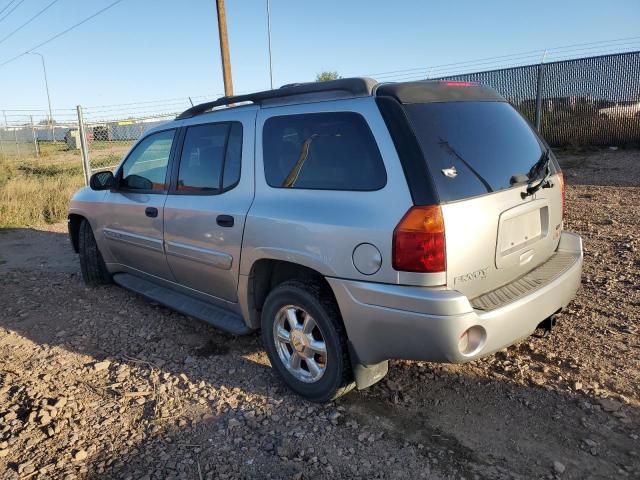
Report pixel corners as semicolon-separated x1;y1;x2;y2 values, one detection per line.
533;315;557;339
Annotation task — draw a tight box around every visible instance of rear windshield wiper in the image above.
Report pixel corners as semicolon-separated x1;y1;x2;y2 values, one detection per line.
512;148;554;198
437;137;493;193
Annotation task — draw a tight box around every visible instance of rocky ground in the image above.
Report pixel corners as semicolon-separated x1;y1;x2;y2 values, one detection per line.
0;148;638;480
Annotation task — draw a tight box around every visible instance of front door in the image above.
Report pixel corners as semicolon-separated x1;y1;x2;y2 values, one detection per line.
102;128;176;280
163;119;253;302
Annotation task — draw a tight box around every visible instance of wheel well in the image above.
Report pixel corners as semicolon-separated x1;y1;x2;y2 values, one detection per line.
68;214;86;253
247;260;339;329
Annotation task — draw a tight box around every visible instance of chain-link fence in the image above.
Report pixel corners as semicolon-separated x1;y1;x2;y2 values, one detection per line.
0;115;40;160
74;97;202;174
3;51;639;181
438;50;640;147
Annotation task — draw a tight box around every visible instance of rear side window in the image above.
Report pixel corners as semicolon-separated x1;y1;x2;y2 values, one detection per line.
177;122;243;193
404;102;546;202
262;112;386;190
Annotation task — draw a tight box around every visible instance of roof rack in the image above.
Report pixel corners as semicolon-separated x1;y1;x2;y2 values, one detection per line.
176;77;377;120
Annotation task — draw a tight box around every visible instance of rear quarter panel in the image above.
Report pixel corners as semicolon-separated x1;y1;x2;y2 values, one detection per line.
241;97;442;285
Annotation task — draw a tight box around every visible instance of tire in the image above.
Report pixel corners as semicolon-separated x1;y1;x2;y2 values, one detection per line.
261;279;355;402
78;219;111;286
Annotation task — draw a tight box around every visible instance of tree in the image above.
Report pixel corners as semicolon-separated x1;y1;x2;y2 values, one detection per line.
316;70;341;82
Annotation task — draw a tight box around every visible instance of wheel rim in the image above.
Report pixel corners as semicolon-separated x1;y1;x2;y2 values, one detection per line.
273;305;328;383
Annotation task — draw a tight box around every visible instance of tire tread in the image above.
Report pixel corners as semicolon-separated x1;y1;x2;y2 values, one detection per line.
78;219;110;286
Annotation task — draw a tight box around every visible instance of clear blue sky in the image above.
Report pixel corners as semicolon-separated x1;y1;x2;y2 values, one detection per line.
0;0;639;119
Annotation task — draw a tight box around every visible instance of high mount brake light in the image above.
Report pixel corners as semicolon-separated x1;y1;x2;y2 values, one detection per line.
393;205;446;273
441;81;476;87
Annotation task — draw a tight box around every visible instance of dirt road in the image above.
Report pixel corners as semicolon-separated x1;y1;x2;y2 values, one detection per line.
0;149;638;479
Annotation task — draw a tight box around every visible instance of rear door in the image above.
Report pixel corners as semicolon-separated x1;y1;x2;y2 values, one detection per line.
101;128;176;280
162;111;255;302
404;101;563;299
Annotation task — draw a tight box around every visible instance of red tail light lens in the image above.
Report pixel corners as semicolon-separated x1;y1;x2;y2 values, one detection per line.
393;205;446;272
557;171;566;219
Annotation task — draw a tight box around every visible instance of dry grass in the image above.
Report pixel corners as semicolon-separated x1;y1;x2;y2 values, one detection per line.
0;172;84;226
0;141;130;227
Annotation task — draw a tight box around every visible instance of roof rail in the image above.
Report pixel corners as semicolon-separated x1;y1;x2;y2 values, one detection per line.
176;77;377;120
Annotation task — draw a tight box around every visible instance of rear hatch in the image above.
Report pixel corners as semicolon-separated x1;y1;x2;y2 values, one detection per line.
403;97;564;299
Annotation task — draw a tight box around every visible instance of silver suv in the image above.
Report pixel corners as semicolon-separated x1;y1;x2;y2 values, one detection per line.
68;78;583;402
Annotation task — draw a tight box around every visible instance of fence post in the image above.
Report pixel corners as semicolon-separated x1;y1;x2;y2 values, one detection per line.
13;126;20;157
30;116;39;158
0;111;6;159
534;50;547;132
76;105;91;185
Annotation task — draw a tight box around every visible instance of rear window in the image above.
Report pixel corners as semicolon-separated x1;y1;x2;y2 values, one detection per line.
262;112;386;191
404;101;546;202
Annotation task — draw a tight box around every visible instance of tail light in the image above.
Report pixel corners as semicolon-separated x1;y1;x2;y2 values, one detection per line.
393;205;446;272
557;171;566;219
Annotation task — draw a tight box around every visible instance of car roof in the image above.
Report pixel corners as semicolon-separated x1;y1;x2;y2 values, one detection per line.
174;77;506;121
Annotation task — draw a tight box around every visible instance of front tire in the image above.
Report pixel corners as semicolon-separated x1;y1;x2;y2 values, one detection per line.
261;280;354;402
78;219;111;286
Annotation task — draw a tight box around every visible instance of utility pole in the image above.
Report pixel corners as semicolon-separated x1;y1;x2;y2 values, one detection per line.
28;52;55;143
267;0;274;89
215;0;234;97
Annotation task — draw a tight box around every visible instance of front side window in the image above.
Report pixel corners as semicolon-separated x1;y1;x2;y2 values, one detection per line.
120;129;175;191
262;112;386;191
177;122;243;193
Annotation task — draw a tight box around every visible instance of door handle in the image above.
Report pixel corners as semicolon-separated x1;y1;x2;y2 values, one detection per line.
145;207;158;218
216;214;234;227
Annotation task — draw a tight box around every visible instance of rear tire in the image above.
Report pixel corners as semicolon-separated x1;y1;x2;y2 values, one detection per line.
78;219;111;286
261;280;354;402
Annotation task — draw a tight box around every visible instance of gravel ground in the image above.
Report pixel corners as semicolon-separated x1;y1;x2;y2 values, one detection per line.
0;148;638;480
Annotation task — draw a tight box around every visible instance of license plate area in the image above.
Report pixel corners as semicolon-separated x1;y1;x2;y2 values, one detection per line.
496;200;549;269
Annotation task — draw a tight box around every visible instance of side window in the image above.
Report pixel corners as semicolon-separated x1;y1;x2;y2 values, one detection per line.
177;122;243;193
262;112;386;191
121;129;175;191
222;122;242;189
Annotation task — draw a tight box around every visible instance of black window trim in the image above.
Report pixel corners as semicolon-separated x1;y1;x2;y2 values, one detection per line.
113;127;179;195
262;110;388;192
375;96;440;206
168;120;243;196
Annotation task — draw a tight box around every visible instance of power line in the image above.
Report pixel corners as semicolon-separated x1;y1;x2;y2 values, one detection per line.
0;0;23;23
0;0;62;46
370;44;640;82
371;46;640;84
361;35;640;79
0;0;126;67
0;0;17;16
83;94;222;109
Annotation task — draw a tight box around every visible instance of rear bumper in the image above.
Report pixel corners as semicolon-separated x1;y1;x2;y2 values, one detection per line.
328;231;583;366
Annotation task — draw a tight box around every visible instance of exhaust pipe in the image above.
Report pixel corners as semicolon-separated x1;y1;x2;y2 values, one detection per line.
533;315;557;339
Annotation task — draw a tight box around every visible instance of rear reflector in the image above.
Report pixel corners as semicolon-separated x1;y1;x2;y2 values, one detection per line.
393;205;446;273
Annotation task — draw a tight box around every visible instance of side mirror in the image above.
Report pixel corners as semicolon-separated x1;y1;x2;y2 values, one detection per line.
89;171;115;191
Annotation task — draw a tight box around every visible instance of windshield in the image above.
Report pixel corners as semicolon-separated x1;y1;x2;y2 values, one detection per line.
404;101;551;202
